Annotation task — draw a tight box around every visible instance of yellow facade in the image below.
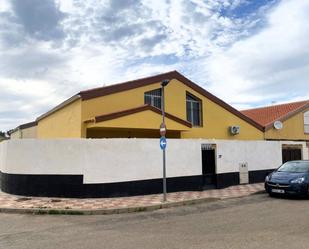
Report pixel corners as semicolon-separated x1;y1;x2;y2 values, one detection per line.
37;74;264;139
80;79;263;139
38;99;82;138
265;108;309;140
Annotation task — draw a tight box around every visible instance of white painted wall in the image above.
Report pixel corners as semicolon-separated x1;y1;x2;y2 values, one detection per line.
0;139;308;184
0;139;202;184
214;140;283;173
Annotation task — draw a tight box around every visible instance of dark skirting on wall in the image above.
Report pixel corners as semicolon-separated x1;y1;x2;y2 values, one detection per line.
0;169;274;198
216;169;276;189
249;169;275;183
0;172;203;198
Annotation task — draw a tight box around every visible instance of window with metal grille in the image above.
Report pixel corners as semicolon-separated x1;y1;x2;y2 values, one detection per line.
304;111;309;134
144;88;162;109
186;93;202;126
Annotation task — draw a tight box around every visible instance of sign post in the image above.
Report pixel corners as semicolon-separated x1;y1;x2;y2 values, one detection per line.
160;79;169;202
160;135;167;202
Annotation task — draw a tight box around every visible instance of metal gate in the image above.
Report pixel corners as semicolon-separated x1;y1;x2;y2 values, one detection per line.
201;144;216;189
282;147;302;163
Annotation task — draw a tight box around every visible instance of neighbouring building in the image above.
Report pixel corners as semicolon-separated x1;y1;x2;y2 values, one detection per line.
8;121;37;139
242;100;309;162
36;71;264;140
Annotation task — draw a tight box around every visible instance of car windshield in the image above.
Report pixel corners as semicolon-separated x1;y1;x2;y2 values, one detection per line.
278;161;309;173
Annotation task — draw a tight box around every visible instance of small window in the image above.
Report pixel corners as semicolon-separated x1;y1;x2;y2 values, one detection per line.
186;93;202;126
144;88;162;109
304;111;309;134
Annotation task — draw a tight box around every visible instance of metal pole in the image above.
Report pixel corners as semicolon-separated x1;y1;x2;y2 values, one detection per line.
162;86;165;123
162;86;167;202
163;149;167;202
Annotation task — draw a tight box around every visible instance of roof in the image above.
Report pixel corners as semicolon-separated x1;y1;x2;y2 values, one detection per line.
85;104;192;128
37;70;264;131
241;100;309;130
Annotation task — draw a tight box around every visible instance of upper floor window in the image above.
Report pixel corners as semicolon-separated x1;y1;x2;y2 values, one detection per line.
186;93;202;126
144;88;162;109
304;111;309;134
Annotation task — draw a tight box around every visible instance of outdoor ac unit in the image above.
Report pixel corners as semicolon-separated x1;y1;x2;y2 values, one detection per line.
230;126;240;135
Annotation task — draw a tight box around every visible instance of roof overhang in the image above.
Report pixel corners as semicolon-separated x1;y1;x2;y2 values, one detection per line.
84;105;192;131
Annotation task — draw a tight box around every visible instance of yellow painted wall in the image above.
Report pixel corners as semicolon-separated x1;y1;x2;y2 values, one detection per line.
81;79;263;140
265;108;309;140
37;99;82;138
164;80;263;140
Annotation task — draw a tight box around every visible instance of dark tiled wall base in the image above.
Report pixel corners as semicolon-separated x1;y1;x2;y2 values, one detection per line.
0;169;275;198
216;172;239;189
249;169;275;183
216;169;276;189
0;172;203;198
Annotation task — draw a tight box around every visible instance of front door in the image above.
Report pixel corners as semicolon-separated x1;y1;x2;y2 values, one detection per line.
201;145;216;188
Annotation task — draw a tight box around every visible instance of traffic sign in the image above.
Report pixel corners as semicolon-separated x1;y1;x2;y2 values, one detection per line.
160;136;167;150
160;123;167;136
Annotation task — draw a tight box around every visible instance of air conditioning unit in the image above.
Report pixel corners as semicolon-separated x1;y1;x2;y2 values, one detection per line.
230;126;240;135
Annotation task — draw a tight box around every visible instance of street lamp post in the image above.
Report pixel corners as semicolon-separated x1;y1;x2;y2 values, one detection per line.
161;79;169;202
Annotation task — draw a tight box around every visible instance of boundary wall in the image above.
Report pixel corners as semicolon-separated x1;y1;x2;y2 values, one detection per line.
0;139;308;197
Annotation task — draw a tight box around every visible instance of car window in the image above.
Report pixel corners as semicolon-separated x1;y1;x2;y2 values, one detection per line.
278;161;309;173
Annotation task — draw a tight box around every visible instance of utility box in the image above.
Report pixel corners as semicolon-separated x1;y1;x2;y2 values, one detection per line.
239;163;249;184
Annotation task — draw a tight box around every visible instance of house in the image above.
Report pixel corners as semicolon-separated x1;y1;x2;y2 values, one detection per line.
36;71;264;140
9;121;37;139
242;100;309;162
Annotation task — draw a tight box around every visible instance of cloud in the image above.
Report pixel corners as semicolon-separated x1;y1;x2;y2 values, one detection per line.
0;44;67;79
10;0;65;41
204;0;309;108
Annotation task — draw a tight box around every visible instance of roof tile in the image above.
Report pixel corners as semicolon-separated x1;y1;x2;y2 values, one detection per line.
241;100;309;127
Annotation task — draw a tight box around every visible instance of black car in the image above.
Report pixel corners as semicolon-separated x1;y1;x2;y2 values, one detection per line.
265;160;309;197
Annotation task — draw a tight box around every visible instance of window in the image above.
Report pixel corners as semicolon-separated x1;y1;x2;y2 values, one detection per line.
144;88;162;109
304;111;309;134
186;93;202;126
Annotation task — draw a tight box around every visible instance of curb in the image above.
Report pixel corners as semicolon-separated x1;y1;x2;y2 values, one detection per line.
0;197;220;215
0;192;264;215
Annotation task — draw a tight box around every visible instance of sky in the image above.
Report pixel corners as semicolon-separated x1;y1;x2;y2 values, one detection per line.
0;0;309;131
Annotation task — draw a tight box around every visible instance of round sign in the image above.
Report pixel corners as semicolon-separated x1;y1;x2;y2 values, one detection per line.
160;123;167;136
160;136;167;150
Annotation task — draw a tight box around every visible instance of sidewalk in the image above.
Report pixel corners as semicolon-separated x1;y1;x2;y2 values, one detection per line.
0;183;265;215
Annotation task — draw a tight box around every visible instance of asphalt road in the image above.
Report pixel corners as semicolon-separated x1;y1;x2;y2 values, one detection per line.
0;193;308;249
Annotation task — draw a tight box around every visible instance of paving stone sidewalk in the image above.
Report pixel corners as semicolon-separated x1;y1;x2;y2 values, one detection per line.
0;183;264;214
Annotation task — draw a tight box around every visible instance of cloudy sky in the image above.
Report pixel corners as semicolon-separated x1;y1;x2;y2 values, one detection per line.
0;0;309;131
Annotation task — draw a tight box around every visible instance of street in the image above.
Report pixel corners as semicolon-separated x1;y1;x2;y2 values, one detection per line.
0;193;308;249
